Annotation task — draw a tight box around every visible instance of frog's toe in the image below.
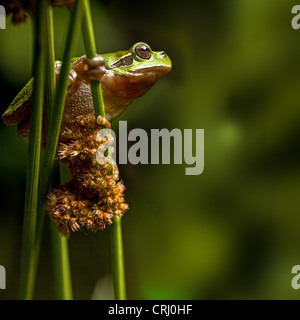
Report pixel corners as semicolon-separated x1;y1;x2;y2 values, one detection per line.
86;56;105;69
77;56;106;83
84;67;106;82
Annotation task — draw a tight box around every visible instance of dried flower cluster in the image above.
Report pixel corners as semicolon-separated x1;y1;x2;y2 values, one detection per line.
46;114;129;237
2;0;30;24
2;0;74;24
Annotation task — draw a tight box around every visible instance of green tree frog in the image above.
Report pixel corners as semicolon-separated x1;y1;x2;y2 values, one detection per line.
1;42;172;141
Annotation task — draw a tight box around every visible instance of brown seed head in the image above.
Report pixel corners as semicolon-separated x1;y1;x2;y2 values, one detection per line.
46;114;129;237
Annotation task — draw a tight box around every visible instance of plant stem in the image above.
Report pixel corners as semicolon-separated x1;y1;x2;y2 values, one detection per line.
49;164;73;299
111;216;127;300
20;0;47;300
19;0;82;299
35;0;83;251
36;0;83;296
50;209;73;299
45;3;56;125
40;0;83;197
81;0;105;117
44;4;73;300
81;0;127;300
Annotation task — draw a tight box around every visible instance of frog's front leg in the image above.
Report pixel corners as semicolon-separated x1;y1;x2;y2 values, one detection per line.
64;55;106;100
72;55;106;83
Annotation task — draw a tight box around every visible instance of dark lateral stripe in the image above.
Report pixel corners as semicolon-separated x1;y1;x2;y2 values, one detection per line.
107;54;134;70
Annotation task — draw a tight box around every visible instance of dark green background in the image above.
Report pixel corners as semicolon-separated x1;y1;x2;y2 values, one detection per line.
0;0;300;299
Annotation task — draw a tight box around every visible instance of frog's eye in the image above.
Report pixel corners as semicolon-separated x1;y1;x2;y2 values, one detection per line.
135;43;152;60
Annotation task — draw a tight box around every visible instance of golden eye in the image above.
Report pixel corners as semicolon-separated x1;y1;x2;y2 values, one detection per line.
135;43;152;59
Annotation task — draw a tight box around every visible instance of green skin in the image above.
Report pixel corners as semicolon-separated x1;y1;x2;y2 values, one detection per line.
1;42;172;141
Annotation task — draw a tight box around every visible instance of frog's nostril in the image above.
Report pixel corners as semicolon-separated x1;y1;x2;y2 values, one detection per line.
160;51;166;57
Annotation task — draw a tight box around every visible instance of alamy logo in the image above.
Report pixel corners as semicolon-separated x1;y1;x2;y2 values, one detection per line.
0;5;5;30
96;121;204;176
291;265;300;289
292;5;300;30
0;265;5;289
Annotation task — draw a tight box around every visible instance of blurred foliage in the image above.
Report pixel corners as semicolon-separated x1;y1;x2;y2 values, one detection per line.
1;0;300;299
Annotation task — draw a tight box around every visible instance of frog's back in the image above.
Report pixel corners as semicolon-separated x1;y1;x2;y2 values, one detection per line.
1;77;33;125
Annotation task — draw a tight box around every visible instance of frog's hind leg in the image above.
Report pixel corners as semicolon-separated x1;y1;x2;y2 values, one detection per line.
2;78;34;125
17;116;30;143
2;97;32;126
17;114;47;146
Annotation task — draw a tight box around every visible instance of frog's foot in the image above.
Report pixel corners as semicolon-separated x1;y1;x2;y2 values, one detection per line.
76;56;106;84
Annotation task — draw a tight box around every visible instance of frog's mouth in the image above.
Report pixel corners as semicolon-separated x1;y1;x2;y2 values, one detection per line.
132;65;172;77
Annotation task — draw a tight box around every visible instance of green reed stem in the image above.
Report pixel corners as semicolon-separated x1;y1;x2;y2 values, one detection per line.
50;164;73;299
111;216;126;300
35;0;82;297
81;0;105;117
19;0;82;300
20;0;47;300
35;0;83;249
81;0;126;300
40;0;83;197
45;4;56;126
49;220;73;299
44;4;73;300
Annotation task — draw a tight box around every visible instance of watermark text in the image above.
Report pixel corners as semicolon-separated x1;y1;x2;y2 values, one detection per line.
292;5;300;29
96;121;204;176
0;265;5;289
0;5;5;29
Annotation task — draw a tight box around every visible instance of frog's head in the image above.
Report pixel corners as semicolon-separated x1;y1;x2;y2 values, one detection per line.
103;42;172;79
100;42;172;118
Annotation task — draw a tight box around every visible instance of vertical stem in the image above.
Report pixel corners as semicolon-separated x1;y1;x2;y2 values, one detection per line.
45;3;56;124
111;216;126;300
50;219;73;299
44;4;73;300
19;0;82;300
20;0;47;300
81;0;105;118
35;0;83;257
49;163;73;299
41;0;83;192
81;0;127;300
52;164;73;299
